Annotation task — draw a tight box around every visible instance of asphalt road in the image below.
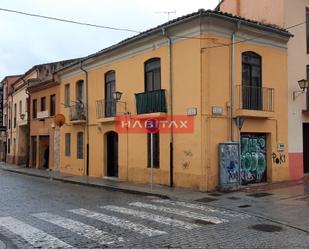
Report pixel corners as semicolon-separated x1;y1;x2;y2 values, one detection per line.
0;170;308;249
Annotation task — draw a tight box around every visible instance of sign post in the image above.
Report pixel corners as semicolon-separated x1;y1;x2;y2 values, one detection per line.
146;119;159;191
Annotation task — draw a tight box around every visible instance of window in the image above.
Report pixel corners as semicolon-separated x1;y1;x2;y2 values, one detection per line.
32;99;37;119
105;71;116;117
147;133;160;168
13;103;16;128
25;98;28;113
8;104;11;129
65;133;71;156
307;10;309;53
3;114;7;127
77;132;84;159
145;58;161;91
76;80;84;104
242;51;262;110
50;94;56;116
41;97;46;111
64;84;70;106
7;139;10;154
19;100;22;114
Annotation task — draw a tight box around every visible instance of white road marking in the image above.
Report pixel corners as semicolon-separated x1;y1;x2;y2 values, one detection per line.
101;205;200;230
69;208;166;237
152;200;250;218
32;212;124;245
0;217;74;249
129;202;228;224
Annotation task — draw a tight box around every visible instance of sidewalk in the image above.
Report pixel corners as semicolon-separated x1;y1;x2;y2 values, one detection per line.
0;162;212;201
1;162;308;201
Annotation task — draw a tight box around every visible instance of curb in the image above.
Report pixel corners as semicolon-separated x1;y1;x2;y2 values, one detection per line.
0;167;170;200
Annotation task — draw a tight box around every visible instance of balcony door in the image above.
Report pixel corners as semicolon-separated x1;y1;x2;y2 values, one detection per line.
145;58;161;91
105;71;116;117
242;52;262;110
76;80;84;105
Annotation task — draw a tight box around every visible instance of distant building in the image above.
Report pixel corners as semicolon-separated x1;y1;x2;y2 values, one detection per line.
54;10;291;191
217;0;309;180
5;59;78;166
0;75;22;162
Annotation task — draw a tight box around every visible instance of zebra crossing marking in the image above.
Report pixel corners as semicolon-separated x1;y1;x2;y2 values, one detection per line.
32;212;124;245
69;208;166;237
101;205;200;230
152;199;250;218
129;202;228;224
0;216;74;249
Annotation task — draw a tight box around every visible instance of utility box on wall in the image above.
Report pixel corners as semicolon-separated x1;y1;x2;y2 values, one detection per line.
219;142;240;190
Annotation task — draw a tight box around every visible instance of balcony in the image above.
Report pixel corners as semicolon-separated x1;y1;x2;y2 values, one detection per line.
236;85;274;118
70;104;86;123
96;99;127;121
135;89;167;115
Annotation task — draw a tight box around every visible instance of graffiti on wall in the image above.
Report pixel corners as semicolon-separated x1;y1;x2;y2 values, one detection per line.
241;134;267;185
219;143;240;188
272;152;286;165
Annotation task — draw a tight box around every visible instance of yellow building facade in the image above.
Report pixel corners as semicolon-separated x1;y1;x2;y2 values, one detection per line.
55;10;291;191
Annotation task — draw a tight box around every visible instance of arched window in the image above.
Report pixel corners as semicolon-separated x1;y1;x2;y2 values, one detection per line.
145;58;161;91
105;71;116;117
242;52;262;110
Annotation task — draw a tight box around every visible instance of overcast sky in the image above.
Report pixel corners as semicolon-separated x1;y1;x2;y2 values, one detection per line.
0;0;219;80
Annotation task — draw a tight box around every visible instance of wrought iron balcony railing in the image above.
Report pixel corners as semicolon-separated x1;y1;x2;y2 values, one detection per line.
70;104;86;121
96;99;127;118
236;85;274;112
135;89;167;115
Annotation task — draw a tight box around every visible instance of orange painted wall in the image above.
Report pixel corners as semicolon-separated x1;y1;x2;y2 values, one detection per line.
29;83;60;170
57;24;289;191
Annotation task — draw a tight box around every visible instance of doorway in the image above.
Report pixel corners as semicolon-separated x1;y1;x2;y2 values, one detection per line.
31;136;37;167
106;131;118;177
241;133;267;185
39;136;49;169
303;123;309;174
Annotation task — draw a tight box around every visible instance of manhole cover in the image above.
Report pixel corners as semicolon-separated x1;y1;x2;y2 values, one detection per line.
250;224;283;232
209;193;222;197
228;196;241;200
238;204;251;208
195;197;218;203
193;219;215;225
247;192;273;198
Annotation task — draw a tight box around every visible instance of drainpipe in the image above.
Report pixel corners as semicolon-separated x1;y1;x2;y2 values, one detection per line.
80;62;89;176
163;28;174;187
231;31;236;142
231;21;241;142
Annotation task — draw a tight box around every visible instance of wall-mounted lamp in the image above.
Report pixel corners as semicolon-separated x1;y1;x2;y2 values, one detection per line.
112;91;123;101
293;79;309;100
112;91;130;115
